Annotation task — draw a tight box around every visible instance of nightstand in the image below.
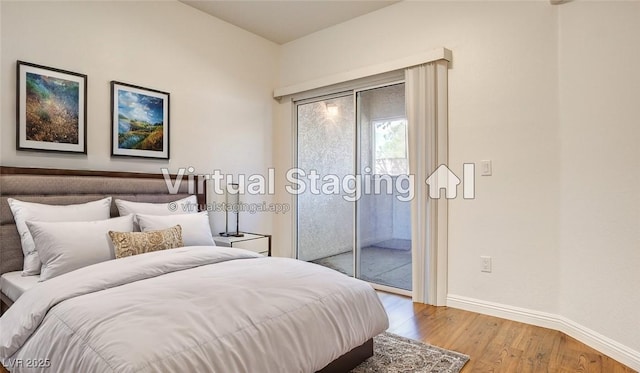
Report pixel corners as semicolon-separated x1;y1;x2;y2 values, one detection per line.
213;232;271;256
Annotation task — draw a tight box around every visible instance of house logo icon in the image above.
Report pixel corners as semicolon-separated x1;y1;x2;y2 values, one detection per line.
425;163;476;199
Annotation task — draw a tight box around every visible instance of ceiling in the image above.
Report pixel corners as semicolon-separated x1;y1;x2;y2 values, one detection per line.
180;1;400;45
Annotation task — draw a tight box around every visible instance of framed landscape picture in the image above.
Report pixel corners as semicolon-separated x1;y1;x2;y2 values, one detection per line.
16;61;87;153
111;81;169;159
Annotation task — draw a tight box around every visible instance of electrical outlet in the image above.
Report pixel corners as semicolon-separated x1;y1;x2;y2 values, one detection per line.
481;256;492;273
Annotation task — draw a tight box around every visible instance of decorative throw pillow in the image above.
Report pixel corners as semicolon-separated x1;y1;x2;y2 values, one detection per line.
114;196;198;216
27;214;135;281
136;212;215;247
109;225;183;259
8;197;112;276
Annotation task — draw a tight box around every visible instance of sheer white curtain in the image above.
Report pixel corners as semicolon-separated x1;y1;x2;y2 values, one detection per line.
406;60;449;305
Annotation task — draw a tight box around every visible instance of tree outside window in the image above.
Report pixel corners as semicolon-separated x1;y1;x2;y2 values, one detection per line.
373;118;408;176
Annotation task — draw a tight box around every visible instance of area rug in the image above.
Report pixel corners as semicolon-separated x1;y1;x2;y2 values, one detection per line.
351;332;469;373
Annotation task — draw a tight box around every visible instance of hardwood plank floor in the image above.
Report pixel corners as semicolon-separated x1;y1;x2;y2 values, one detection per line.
379;291;637;373
1;292;634;373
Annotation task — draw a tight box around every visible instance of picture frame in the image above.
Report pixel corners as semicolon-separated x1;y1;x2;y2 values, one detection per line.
16;61;87;154
111;81;170;159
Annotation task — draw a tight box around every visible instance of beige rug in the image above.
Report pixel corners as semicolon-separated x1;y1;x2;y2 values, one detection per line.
351;332;469;373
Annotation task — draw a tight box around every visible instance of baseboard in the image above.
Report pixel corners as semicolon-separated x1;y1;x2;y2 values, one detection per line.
447;294;640;371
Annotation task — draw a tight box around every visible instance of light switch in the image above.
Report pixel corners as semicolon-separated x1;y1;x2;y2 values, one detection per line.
480;160;492;176
481;256;492;273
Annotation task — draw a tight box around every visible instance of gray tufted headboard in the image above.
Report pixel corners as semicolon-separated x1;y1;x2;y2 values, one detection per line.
0;167;205;276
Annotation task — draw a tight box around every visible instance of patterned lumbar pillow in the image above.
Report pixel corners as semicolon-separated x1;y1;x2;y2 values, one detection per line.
109;225;183;259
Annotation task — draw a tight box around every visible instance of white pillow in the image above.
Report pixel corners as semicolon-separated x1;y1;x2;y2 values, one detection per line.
115;195;198;216
137;212;215;247
27;215;135;281
8;197;112;276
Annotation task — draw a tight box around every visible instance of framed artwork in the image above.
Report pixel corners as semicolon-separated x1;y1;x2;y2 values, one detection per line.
111;81;170;159
16;61;87;153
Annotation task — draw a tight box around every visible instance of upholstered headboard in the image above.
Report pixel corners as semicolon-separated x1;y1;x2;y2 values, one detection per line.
0;167;205;275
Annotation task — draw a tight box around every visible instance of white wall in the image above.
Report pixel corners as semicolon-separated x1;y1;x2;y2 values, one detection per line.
277;1;561;313
271;98;294;257
275;0;640;367
0;1;279;234
558;1;640;356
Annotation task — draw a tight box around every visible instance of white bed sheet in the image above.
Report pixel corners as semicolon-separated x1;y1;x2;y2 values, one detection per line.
0;272;39;302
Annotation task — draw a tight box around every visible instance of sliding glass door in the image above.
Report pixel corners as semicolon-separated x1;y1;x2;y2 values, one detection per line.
296;83;412;293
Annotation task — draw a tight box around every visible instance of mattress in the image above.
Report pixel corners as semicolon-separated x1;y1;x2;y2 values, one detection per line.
0;271;39;302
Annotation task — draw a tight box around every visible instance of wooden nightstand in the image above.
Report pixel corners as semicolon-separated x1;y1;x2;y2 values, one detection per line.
213;232;271;256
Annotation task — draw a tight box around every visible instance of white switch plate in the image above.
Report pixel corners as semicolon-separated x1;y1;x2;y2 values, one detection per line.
480;160;492;176
481;256;492;273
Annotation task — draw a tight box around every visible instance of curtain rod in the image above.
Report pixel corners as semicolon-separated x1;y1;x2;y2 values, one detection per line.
273;47;452;99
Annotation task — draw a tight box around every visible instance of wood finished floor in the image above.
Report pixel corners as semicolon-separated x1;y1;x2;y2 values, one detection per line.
378;291;637;373
1;293;635;373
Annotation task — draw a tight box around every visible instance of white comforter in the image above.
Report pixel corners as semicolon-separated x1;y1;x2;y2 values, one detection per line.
0;247;388;373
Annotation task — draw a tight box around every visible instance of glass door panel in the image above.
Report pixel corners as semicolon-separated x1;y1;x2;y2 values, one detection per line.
296;95;355;276
356;83;412;291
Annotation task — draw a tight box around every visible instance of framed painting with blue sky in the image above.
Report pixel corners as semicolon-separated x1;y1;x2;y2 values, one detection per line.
16;61;87;153
111;81;169;159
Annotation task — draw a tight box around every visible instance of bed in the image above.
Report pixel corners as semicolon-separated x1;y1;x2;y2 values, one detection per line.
0;167;388;373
